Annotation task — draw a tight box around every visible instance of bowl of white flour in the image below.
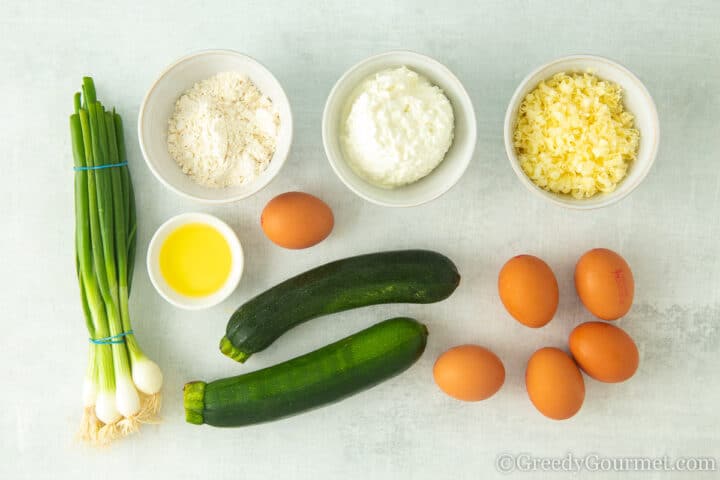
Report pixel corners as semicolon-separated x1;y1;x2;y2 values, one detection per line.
139;50;293;203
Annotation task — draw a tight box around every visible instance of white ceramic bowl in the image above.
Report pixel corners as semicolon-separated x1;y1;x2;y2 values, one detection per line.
322;51;477;207
146;212;244;310
504;55;659;209
138;50;293;203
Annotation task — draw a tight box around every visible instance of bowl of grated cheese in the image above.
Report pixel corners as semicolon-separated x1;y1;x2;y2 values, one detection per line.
139;50;293;203
504;55;659;209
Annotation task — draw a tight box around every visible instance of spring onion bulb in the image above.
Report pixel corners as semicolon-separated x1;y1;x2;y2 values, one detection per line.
132;356;164;395
71;78;163;445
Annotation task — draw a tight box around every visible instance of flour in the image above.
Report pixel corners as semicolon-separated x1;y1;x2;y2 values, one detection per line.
167;72;280;188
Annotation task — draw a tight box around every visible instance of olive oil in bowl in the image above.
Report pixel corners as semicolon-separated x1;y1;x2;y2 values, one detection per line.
159;223;232;297
147;213;244;310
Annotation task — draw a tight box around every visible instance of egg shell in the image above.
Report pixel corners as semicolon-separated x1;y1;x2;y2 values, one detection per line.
569;321;639;383
525;347;585;420
433;345;505;401
261;192;334;249
575;248;634;320
498;255;559;328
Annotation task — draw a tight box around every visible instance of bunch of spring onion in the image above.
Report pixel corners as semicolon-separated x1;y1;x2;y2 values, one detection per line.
70;77;163;445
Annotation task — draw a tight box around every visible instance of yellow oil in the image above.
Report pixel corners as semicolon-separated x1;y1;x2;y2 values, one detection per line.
159;223;232;297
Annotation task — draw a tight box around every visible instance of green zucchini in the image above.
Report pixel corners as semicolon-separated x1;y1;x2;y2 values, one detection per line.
186;317;428;427
220;250;459;362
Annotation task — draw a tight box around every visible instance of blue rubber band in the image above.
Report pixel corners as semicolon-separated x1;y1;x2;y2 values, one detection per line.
89;330;134;345
74;161;128;171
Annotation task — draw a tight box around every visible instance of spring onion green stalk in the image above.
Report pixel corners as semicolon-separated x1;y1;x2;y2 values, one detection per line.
71;77;163;445
110;112;163;397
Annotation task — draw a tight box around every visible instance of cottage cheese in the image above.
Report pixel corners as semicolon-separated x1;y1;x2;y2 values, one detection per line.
341;67;454;188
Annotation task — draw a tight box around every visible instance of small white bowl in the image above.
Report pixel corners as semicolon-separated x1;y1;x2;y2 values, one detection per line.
504;55;660;209
322;51;477;207
146;212;244;310
138;50;293;203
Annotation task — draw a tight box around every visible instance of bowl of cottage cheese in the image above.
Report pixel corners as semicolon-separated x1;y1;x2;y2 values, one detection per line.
139;50;293;203
323;51;476;207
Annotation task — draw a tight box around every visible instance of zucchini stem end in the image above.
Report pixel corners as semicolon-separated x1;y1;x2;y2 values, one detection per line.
219;336;251;363
183;381;206;425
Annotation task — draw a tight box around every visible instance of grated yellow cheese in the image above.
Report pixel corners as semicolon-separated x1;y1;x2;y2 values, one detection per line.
513;72;640;199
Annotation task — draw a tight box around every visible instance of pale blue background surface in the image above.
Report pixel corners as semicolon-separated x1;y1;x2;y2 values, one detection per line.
1;1;719;479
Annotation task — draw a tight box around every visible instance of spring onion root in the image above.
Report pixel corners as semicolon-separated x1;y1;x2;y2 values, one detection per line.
71;77;163;445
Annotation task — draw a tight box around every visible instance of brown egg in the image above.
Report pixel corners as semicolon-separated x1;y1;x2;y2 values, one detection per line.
575;248;634;320
525;347;585;420
498;255;559;328
261;192;334;249
433;345;505;401
569;322;639;383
